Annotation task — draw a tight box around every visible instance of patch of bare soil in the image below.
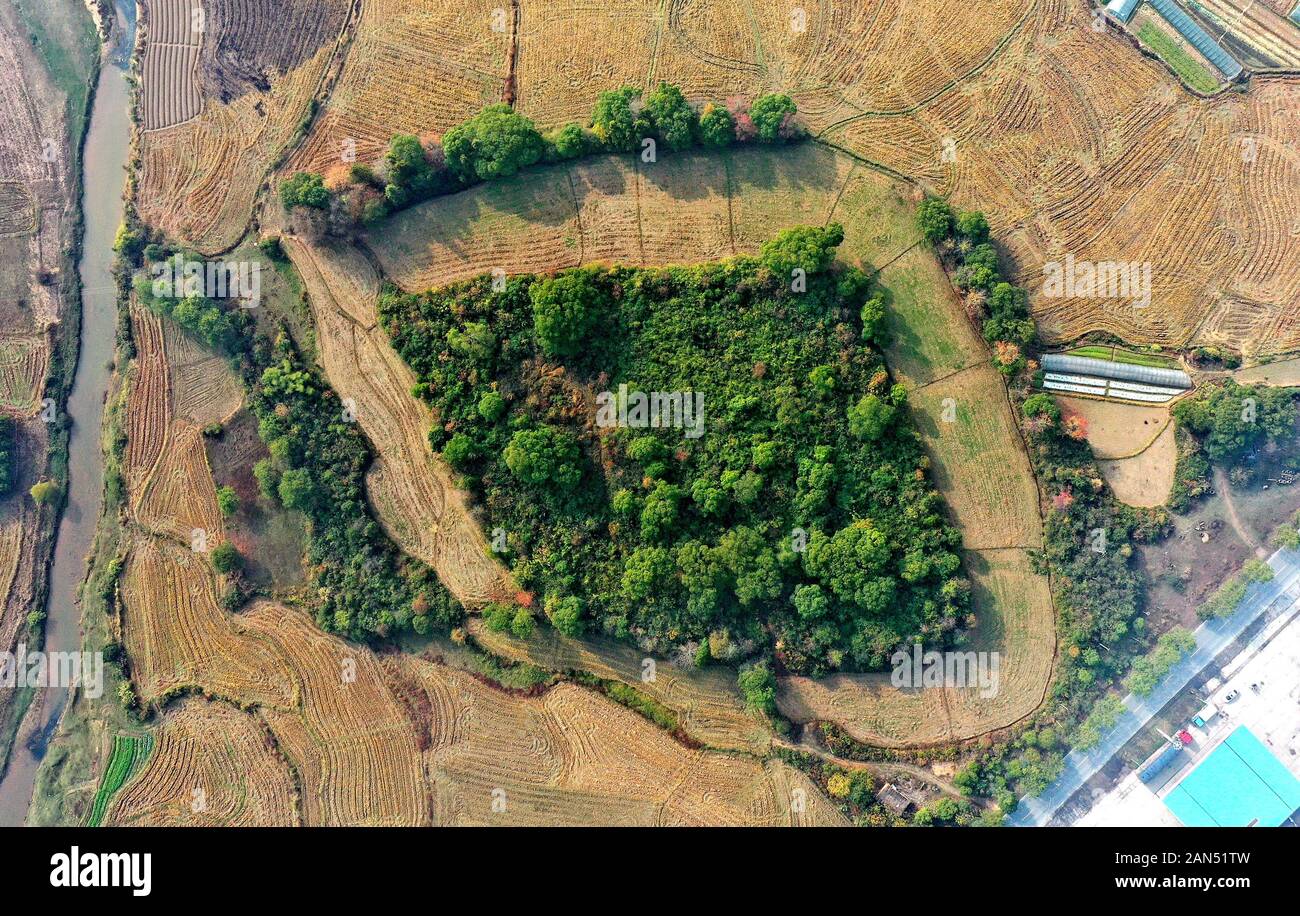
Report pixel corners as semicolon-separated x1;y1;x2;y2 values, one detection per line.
1141;453;1300;630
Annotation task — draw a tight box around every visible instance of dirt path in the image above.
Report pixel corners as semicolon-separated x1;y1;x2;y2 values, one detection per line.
773;737;986;808
1214;466;1267;558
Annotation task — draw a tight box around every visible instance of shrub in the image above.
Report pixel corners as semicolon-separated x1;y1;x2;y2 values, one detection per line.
644;82;699;151
749;93;797;142
216;485;238;518
917;197;955;244
30;479;58;505
279;171;330;210
590;86;643;152
210;542;240;574
698;102;735;148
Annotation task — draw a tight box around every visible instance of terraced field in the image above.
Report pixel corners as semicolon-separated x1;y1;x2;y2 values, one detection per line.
0;0;89;777
105;702;295;826
122;0;1295;355
280;236;514;608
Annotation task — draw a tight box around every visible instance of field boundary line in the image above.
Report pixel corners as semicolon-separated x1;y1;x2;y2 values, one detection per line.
822;159;859;229
632;154;646;265
722;151;737;256
910;361;986;393
564;165;587;264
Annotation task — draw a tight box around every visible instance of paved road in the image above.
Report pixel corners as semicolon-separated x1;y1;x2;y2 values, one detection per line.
1009;545;1300;826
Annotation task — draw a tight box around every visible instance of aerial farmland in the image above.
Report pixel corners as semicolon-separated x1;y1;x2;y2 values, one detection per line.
0;0;1297;875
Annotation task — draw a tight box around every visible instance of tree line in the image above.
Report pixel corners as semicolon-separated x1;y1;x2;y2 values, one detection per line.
279;84;803;234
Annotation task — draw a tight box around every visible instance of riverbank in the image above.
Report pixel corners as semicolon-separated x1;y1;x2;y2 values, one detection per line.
0;0;134;825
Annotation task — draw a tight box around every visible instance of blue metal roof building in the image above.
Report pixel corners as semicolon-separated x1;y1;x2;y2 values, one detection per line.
1148;0;1245;79
1164;726;1300;827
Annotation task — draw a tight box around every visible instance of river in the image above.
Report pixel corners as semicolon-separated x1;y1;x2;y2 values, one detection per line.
0;0;136;825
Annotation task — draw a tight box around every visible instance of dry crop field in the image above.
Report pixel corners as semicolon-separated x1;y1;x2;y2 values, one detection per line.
135;0;354;251
136;1;1300;354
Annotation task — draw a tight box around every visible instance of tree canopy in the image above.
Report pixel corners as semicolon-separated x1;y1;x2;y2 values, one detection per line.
379;228;970;675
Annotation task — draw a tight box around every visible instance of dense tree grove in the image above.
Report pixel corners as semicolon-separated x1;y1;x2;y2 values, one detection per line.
133;252;253;352
281;85;805;228
240;332;461;639
379;226;970;675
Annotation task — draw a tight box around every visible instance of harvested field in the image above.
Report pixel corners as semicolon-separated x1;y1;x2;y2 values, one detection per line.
105;701;297;826
288;0;506;176
470;619;770;754
282;236;512;607
270;0;1300;352
0;18;49;184
119;532;298;707
123;303;172;493
1098;421;1177;508
0;182;35;235
1052;394;1171;459
0;333;49;414
124;304;226;542
398;655;846;826
196;0;353;104
777;548;1055;745
164;321;242;427
820;2;1300;356
0;509;30;653
242;601;427;826
132;419;224;542
136;0;350;252
0;0;84;777
370;144;918;292
140;0;202;130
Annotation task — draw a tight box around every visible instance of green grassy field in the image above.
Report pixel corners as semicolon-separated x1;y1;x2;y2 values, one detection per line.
87;734;154;827
1067;344;1180;369
12;0;98;139
1136;21;1220;94
879;246;984;386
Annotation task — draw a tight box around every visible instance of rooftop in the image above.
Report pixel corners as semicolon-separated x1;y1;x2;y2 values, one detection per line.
1163;725;1300;827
